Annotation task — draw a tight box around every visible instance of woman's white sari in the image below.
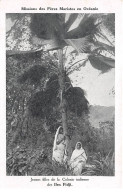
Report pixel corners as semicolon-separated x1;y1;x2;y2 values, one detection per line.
69;142;87;175
52;126;67;164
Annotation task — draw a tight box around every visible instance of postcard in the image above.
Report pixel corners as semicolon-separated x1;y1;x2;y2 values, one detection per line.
0;0;122;191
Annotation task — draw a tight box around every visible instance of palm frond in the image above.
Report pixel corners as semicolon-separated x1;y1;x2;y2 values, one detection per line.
88;54;115;73
96;55;115;67
65;14;78;32
7;14;115;54
31;36;66;51
66;58;88;73
65;36;92;53
96;30;114;46
67;59;88;75
65;14;100;39
92;41;115;55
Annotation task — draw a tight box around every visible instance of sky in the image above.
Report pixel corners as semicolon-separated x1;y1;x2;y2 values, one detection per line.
65;14;115;107
69;61;114;106
6;14;115;107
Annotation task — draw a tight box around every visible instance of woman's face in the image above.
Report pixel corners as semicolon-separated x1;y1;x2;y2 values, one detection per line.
59;127;63;134
76;143;81;149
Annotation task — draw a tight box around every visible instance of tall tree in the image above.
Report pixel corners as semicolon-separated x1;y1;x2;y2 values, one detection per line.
6;13;115;157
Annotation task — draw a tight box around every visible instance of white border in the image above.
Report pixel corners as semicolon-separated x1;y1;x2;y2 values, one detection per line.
0;0;122;190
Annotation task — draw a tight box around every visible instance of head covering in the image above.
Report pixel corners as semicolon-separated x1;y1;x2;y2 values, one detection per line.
53;126;62;150
52;126;67;164
69;142;87;175
58;126;63;134
53;126;65;152
75;142;82;149
70;142;87;162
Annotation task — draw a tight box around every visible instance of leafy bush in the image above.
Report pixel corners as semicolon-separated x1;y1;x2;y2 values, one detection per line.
6;43;114;176
82;152;115;176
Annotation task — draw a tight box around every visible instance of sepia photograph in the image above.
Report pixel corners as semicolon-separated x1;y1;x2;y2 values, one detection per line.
6;13;115;176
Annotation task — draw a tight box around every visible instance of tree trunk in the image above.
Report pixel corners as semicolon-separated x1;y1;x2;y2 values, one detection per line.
58;49;69;154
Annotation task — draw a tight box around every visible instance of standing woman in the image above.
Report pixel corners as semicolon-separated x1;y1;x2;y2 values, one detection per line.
52;126;68;164
69;142;87;175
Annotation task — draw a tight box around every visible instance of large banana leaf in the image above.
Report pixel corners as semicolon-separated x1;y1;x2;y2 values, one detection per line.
96;55;115;68
92;41;115;55
6;13;115;71
88;54;115;73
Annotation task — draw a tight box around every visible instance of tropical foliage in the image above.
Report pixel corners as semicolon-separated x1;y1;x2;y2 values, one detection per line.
6;13;115;176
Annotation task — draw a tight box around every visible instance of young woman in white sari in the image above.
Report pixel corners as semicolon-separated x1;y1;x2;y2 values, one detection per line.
69;142;87;175
52;126;68;164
